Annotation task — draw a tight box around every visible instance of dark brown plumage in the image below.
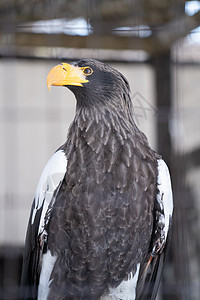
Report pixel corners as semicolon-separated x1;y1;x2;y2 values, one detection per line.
20;59;173;300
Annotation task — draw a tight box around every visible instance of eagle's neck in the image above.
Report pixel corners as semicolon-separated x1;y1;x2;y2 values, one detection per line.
64;103;156;191
69;104;133;151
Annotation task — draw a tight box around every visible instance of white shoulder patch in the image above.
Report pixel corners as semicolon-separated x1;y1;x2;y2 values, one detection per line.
31;150;67;229
157;159;173;241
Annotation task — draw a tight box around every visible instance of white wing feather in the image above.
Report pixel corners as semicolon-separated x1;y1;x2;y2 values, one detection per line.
31;150;67;235
157;159;173;241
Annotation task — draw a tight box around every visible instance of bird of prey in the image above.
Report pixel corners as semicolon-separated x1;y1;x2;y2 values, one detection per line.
20;59;173;300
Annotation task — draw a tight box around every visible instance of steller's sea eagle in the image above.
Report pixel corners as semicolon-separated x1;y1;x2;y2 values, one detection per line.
20;59;173;300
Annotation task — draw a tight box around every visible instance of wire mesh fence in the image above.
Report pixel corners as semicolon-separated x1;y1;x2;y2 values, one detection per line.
0;1;200;299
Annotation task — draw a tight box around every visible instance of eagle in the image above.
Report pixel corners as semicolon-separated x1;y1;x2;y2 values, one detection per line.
20;59;173;300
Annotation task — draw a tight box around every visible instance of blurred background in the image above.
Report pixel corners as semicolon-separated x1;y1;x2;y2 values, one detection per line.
0;1;200;299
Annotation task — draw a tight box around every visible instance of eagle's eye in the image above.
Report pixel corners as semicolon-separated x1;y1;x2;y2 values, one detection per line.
82;67;93;76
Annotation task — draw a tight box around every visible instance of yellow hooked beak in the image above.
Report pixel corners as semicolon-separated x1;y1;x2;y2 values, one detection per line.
47;63;89;91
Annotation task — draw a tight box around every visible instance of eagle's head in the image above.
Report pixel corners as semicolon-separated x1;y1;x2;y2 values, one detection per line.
47;59;131;109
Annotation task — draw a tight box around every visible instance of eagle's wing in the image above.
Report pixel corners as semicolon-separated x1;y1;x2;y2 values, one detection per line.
19;150;67;300
136;158;173;300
